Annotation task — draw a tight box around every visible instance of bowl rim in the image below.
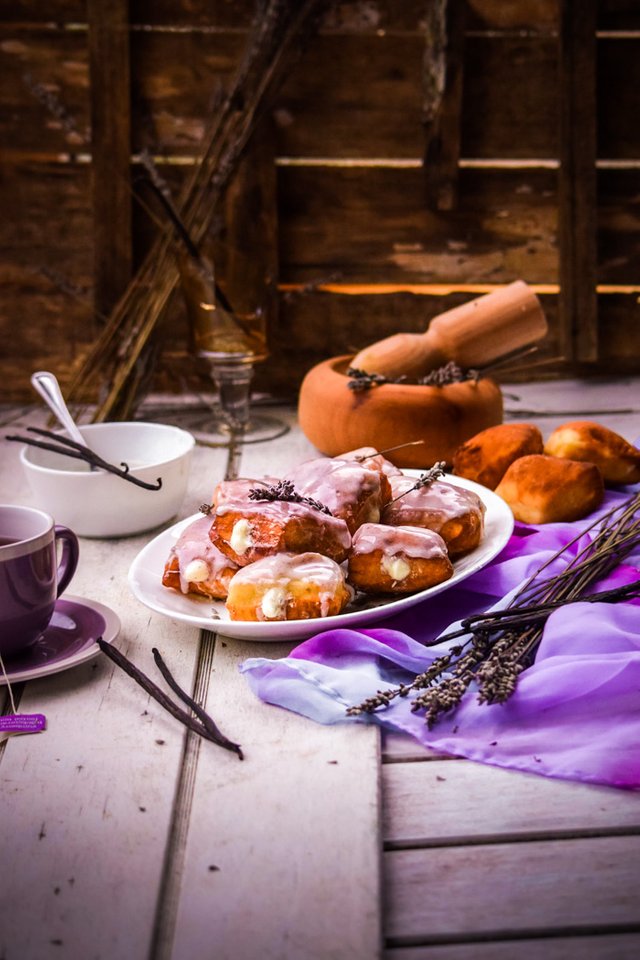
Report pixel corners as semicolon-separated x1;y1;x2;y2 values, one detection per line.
20;420;195;477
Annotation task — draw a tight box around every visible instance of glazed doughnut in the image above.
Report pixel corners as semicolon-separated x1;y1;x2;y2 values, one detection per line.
285;456;391;533
347;523;453;594
382;475;485;557
452;423;544;490
162;515;239;599
495;454;604;523
226;552;353;622
210;498;352;567
544;420;640;486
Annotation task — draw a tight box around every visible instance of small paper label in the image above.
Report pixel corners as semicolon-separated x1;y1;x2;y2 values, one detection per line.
0;714;47;733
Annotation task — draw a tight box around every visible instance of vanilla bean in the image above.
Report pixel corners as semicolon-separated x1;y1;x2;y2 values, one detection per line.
151;647;243;759
98;639;243;758
6;427;162;491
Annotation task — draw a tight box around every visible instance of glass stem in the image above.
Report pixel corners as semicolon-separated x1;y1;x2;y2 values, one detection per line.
209;361;254;432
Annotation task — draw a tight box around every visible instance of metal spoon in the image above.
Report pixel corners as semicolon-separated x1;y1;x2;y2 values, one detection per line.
30;370;88;448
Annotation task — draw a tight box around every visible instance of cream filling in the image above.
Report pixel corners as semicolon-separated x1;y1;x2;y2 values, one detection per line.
381;555;411;582
183;558;210;583
261;586;287;619
230;518;253;555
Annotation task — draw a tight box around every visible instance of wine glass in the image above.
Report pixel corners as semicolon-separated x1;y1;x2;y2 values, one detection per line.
177;252;289;453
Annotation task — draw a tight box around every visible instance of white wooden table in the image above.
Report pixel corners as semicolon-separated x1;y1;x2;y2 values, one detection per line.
1;377;640;960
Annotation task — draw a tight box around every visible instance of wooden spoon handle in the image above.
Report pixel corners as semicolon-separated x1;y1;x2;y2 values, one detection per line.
350;332;447;380
351;281;548;379
426;280;548;367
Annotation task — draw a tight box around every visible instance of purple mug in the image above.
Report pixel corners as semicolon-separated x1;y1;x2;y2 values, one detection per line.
0;504;79;659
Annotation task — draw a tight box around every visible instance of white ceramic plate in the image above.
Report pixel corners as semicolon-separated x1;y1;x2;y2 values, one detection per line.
128;473;514;642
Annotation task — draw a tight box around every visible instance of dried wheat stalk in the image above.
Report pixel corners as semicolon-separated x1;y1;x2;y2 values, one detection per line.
67;0;332;421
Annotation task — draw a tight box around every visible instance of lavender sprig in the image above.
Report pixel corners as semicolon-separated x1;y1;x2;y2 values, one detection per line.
418;361;479;386
386;462;446;506
247;479;333;516
346;367;406;391
347;361;479;391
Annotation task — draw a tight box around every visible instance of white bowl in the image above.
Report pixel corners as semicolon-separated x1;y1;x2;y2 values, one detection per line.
20;422;195;538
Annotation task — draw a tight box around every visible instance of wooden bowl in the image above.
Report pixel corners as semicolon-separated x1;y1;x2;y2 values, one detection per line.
298;355;504;468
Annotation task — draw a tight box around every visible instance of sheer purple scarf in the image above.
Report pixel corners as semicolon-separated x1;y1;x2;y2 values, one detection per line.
241;487;640;790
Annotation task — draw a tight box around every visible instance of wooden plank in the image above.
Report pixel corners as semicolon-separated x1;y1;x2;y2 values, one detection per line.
557;0;598;362
0;2;86;21
0;164;561;286
465;0;558;31
385;931;640;959
385;835;640;943
599;0;640;31
0;28;556;160
275;31;427;159
0;0;551;33
277;166;559;283
382;731;451;763
0;27;90;155
4;27;640;161
213;116;279;330
461;32;558;160
171;637;382;960
598;169;640;285
0;415;233;960
12;158;640;287
383;760;640;847
0;27;555;160
0;159;97;402
130;0;559;33
0;162;92;265
87;0;133;318
423;0;465;212
595;294;640;371
598;37;640;161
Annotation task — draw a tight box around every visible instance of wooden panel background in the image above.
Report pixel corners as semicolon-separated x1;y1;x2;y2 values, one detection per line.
1;0;639;404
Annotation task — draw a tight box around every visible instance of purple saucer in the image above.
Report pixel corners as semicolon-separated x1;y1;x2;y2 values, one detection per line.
0;595;120;684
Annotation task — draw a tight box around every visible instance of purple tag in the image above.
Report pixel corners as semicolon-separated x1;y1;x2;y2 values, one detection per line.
0;714;47;733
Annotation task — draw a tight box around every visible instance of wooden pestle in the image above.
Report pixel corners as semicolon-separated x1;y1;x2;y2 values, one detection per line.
350;280;548;379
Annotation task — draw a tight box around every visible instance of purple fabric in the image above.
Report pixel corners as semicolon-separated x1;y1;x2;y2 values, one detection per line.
240;486;640;790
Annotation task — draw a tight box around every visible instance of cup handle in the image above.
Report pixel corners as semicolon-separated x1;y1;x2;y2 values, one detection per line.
54;525;80;598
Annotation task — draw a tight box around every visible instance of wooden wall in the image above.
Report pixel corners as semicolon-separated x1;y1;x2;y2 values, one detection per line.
1;0;639;406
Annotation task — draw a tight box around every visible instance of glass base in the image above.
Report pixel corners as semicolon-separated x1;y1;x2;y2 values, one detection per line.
179;410;290;447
